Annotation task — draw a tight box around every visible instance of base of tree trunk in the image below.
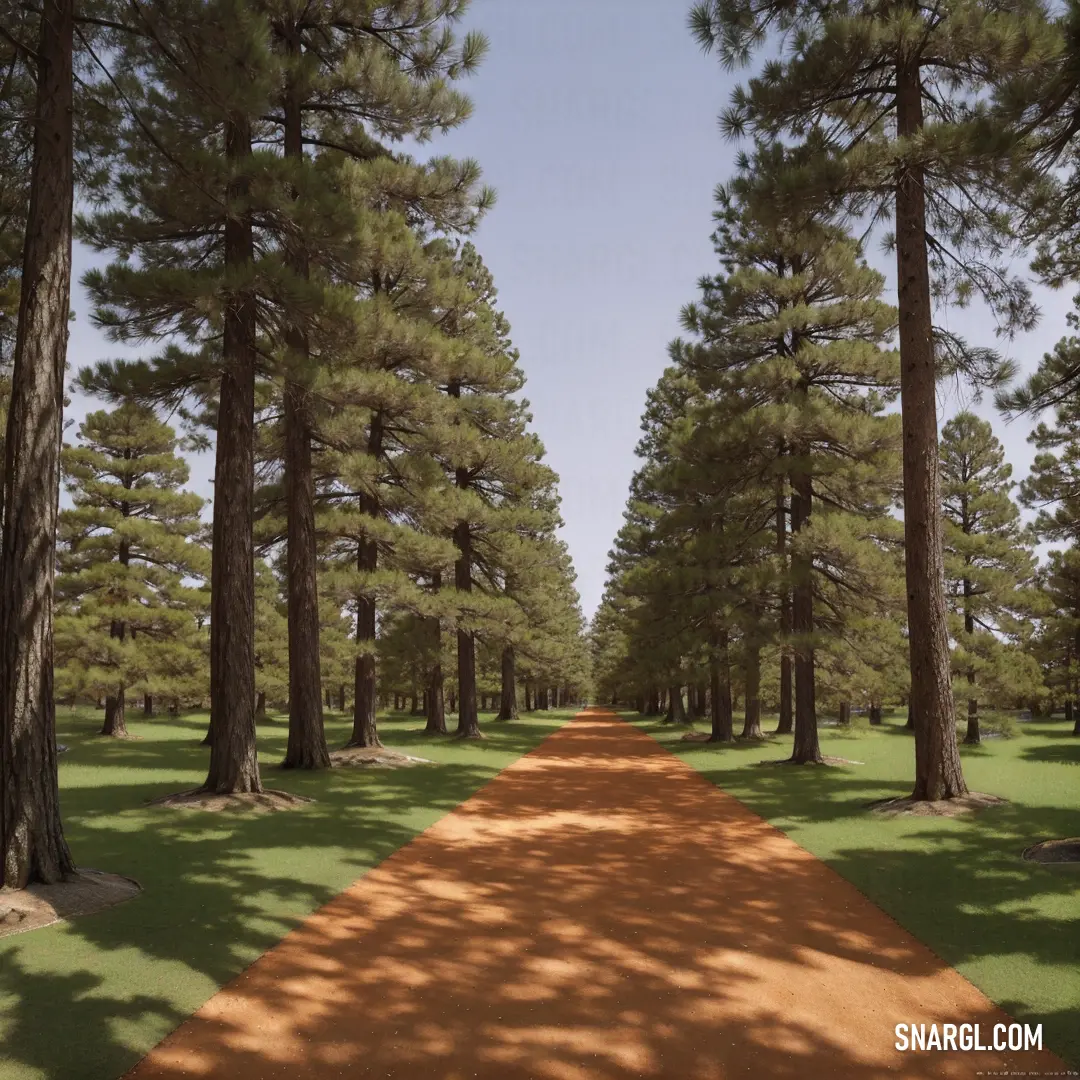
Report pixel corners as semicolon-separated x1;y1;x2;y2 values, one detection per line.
0;869;140;939
455;729;485;740
150;788;310;812
871;792;1005;817
344;734;383;750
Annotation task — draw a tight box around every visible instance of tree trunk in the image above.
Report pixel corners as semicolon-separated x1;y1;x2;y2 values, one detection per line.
277;25;328;771
453;515;480;737
523;681;532;712
424;617;447;735
497;645;518;720
102;688;128;738
667;685;687;724
776;475;793;735
869;704;883;726
790;472;822;764
410;690;421;715
905;702;916;731
337;684;345;712
838;702;851;726
348;417;383;749
201;114;262;796
895;59;966;801
281;378;327;780
143;694;153;717
255;691;267;720
0;0;77;887
708;630;734;743
741;643;762;739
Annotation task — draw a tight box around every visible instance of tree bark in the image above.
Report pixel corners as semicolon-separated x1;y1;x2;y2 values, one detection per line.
838;702;851;726
790;473;822;763
708;630;734;743
895;59;967;800
453;516;480;737
102;688;128;738
0;0;77;887
143;694;153;717
776;476;793;735
869;704;883;726
202;113;262;795
424;620;447;735
668;685;688;724
497;645;519;720
741;642;763;739
348;416;383;749
255;691;267;720
647;688;660;716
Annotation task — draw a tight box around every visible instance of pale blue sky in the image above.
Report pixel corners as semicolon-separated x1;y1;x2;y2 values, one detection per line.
65;0;1078;618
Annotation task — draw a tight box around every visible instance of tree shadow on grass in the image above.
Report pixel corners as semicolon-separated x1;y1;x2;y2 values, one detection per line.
1;710;567;1080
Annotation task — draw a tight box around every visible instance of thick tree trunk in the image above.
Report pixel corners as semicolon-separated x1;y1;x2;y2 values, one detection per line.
668;685;688;724
0;0;76;887
281;391;328;768
143;694;153;717
790;473;822;764
102;687;128;738
453;516;480;737
741;643;763;739
278;27;327;771
708;630;734;743
776;476;793;735
895;60;966;800
838;702;851;726
202;115;262;795
497;645;518;720
869;704;883;726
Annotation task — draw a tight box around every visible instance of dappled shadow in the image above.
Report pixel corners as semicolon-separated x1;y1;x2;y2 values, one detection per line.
123;711;1063;1080
0;709;567;1080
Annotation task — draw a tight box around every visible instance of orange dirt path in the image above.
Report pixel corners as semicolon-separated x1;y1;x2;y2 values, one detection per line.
124;710;1067;1079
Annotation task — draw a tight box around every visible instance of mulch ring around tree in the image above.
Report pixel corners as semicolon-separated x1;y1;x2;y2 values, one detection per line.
0;869;141;939
1022;838;1080;864
147;789;314;812
869;792;1006;817
330;747;435;768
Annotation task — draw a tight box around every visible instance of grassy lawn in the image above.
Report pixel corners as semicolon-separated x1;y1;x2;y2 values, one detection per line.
0;706;573;1080
632;711;1080;1069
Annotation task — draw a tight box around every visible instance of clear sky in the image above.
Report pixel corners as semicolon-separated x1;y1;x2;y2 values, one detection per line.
65;0;1079;619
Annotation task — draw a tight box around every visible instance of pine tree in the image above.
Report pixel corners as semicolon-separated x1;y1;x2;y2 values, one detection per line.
940;412;1042;743
690;0;1058;799
0;0;78;884
55;404;207;737
672;156;901;762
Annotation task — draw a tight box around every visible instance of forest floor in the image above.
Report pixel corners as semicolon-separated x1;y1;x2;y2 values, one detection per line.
114;709;1069;1079
0;706;573;1080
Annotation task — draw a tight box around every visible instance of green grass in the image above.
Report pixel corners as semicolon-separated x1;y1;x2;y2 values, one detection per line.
632;711;1080;1069
0;706;572;1080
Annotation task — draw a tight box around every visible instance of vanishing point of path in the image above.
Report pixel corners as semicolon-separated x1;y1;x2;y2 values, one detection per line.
125;711;1066;1080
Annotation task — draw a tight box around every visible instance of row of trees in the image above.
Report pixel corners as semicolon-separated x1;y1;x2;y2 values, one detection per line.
592;0;1080;801
0;0;587;889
